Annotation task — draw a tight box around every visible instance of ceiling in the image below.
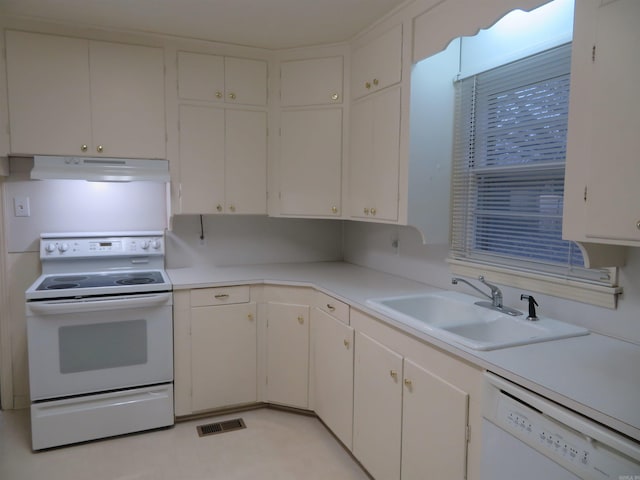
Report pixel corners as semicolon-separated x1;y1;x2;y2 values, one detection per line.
0;0;409;50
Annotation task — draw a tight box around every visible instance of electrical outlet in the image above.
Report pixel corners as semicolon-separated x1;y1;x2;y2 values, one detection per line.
13;196;30;217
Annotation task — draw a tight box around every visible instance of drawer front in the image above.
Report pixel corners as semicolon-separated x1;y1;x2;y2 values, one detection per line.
190;286;250;306
316;292;349;324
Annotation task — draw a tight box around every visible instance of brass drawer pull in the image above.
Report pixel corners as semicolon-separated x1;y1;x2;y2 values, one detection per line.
326;304;335;311
214;294;230;300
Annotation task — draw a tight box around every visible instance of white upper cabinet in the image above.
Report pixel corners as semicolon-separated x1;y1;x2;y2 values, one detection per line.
178;52;267;106
280;56;343;106
563;0;640;250
279;108;343;217
349;87;401;222
178;105;266;215
351;24;402;100
6;31;165;158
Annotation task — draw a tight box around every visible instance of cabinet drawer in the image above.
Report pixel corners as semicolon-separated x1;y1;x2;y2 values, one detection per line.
315;292;349;324
190;286;250;306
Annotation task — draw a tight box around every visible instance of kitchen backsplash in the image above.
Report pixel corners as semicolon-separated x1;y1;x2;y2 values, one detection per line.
166;215;343;268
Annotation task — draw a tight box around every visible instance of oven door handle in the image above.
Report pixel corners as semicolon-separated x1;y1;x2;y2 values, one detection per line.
27;292;172;315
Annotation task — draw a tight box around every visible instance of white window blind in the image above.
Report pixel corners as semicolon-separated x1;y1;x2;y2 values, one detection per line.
450;43;613;285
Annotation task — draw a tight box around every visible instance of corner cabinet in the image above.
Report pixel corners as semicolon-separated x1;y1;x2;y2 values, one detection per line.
6;31;166;159
265;301;310;409
277;55;344;218
563;0;640;254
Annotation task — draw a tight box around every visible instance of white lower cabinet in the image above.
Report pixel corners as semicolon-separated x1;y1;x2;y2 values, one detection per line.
353;313;473;480
266;302;310;408
401;359;469;480
353;331;403;480
311;307;354;449
190;301;257;412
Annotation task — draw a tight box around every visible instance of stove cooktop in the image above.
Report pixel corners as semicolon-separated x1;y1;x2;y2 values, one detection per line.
35;271;166;291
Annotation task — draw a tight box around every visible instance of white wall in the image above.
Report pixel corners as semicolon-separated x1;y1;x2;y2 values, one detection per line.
166;215;343;268
343;221;640;345
3;161;167;253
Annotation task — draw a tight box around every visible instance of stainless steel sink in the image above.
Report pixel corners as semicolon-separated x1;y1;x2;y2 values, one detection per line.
367;292;589;350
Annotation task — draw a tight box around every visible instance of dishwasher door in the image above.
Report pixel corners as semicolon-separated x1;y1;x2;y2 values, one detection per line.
481;419;579;480
481;372;640;480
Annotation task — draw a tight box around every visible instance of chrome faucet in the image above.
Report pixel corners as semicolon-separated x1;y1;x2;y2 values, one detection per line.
451;275;522;316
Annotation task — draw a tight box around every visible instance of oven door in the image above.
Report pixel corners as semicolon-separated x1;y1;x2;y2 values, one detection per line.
26;292;173;401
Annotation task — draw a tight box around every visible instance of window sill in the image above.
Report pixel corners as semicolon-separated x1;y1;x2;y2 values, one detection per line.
447;258;622;309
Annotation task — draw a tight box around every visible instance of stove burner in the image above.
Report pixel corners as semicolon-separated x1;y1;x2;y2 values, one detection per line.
51;276;89;282
46;283;81;289
116;278;155;285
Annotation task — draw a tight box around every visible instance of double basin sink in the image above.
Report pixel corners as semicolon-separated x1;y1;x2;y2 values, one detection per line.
367;291;589;351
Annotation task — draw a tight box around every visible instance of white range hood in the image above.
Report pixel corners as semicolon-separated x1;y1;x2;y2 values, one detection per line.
31;155;170;182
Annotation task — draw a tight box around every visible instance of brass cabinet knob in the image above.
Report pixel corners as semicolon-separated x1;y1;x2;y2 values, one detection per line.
81;144;88;152
364;207;370;215
229;205;236;212
228;92;236;100
97;145;104;153
343;339;350;348
404;379;413;388
331;206;338;214
297;315;304;324
373;78;379;86
216;204;223;212
247;313;254;320
637;220;640;230
215;91;223;99
370;207;377;216
365;81;371;89
331;93;339;101
389;370;398;379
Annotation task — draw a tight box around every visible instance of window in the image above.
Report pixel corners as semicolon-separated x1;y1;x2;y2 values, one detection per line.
449;43;616;295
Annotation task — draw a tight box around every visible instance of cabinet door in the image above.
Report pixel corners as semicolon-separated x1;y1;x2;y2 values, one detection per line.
225;109;267;214
225;57;267;106
370;87;401;221
401;359;469;480
89;41;166;159
280;57;343;106
191;303;257;412
6;31;92;156
353;331;402;480
266;302;310;408
177;51;225;102
178;105;226;214
349;98;373;219
311;309;354;449
280;109;343;216
349;88;400;221
582;0;640;243
351;24;403;100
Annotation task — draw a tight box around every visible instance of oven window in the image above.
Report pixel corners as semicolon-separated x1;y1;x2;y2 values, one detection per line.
59;319;148;373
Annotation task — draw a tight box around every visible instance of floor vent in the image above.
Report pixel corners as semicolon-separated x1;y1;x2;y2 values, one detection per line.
197;418;246;437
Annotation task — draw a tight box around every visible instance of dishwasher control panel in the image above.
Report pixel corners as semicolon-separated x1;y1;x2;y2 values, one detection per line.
483;373;640;479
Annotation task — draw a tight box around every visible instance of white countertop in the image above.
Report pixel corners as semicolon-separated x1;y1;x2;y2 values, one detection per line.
167;261;640;442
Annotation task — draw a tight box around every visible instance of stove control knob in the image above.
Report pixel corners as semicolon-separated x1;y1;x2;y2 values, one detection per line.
151;240;162;250
45;243;56;253
141;240;150;250
58;243;69;253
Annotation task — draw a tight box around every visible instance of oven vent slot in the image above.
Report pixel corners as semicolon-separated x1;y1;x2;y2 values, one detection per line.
197;418;246;437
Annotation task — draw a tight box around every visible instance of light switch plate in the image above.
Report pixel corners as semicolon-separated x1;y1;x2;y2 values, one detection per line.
13;196;30;217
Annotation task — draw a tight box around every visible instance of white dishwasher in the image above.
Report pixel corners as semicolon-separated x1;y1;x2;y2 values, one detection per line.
481;372;640;480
